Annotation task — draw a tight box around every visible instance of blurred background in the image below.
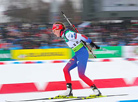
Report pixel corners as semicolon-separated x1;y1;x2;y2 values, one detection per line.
1;1;138;101
0;0;138;61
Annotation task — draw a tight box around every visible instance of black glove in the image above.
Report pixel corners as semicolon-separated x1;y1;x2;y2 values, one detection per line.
90;42;100;49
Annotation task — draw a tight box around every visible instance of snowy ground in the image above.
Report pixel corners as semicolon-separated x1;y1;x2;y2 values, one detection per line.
0;58;138;102
1;86;138;102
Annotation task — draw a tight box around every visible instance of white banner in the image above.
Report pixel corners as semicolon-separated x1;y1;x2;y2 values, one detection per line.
123;46;138;57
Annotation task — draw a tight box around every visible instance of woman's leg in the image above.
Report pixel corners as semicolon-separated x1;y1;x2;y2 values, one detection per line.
77;48;102;96
61;56;77;96
63;56;77;83
77;49;94;86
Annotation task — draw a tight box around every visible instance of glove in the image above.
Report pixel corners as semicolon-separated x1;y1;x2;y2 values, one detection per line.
90;42;100;49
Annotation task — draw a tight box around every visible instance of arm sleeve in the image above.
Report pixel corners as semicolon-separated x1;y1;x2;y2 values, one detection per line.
65;31;92;43
77;33;100;49
77;33;92;43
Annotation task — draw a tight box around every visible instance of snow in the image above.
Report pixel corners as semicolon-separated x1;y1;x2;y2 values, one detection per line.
1;87;138;102
0;58;138;102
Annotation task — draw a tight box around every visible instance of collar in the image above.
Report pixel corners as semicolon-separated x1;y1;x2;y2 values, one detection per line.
60;29;69;37
60;31;64;37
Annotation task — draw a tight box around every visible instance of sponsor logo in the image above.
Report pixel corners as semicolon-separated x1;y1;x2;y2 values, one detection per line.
94;50;118;54
134;47;138;55
18;52;64;58
18;54;27;58
0;54;11;58
71;58;74;61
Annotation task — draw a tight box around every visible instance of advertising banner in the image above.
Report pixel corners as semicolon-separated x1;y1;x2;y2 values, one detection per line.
123;46;138;58
89;46;122;58
0;50;11;61
11;48;71;60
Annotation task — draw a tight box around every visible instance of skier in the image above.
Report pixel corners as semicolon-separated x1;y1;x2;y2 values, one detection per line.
52;22;102;97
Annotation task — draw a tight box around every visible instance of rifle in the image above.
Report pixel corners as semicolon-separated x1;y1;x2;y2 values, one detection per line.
61;11;96;58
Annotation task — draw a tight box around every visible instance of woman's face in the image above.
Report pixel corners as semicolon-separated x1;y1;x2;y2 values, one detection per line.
53;29;61;37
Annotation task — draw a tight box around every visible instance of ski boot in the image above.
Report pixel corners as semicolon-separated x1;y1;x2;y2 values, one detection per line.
57;83;73;98
89;84;102;97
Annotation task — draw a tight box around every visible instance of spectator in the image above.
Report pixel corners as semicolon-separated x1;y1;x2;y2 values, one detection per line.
0;21;138;50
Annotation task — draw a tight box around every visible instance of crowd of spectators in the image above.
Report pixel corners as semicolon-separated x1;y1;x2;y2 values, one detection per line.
79;21;138;46
0;23;64;50
0;21;138;50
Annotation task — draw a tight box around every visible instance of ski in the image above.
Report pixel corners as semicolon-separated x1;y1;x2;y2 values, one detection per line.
6;96;79;102
56;94;128;102
6;94;128;102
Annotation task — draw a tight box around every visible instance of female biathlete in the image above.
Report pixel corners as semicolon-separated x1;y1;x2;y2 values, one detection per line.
52;22;102;97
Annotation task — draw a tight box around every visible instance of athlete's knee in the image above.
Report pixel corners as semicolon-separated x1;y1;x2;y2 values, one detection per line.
63;67;69;74
78;73;85;79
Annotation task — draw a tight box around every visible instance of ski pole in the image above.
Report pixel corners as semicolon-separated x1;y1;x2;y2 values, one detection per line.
61;11;96;58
